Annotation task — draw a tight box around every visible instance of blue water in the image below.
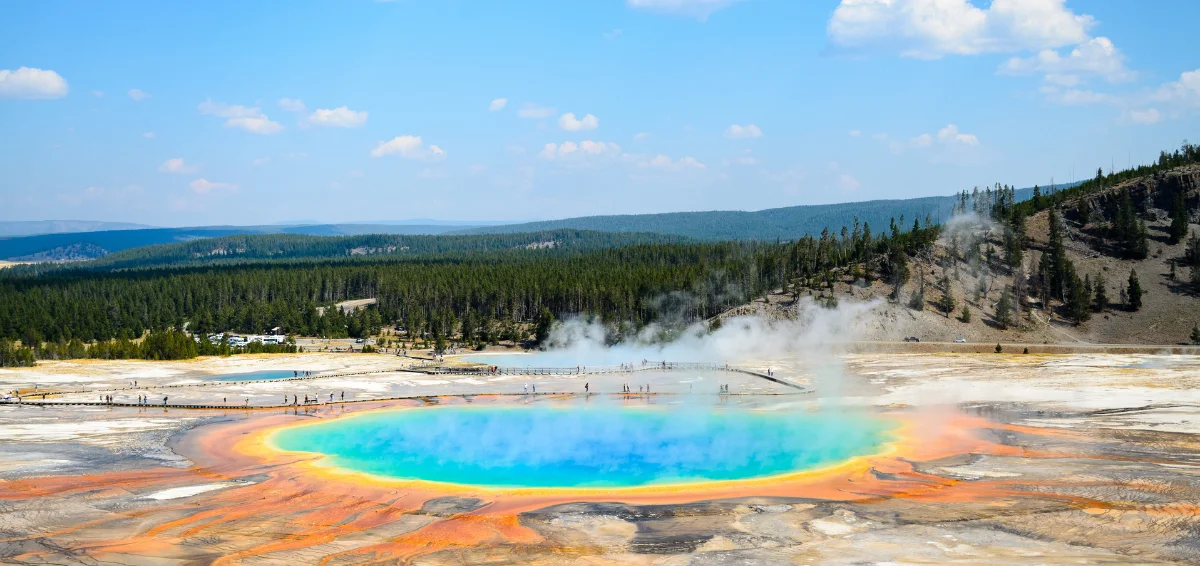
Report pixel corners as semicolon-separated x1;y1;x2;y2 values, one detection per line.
271;405;894;488
210;370;301;382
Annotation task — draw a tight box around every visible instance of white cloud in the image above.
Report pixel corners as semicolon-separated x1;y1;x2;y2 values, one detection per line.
1038;85;1118;106
158;158;198;174
603;28;623;40
0;67;69;99
558;112;600;131
899;124;980;151
518;103;556;119
489;98;508;111
307;106;368;128
252;157;271;166
838;173;861;191
848;129;862;137
633;132;651;141
92;90;104;98
725;123;763;139
627;0;740;19
128;89;150;101
1000;37;1133;84
1127;108;1161;125
539;140;622;160
226;116;284;134
142;132;156;139
370;135;445;160
827;0;1093;58
936;123;978;146
632;154;707;171
189;179;236;194
278;98;306;112
197;99;284;134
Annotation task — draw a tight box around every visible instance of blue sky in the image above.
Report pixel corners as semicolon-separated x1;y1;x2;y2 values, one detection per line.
2;0;1198;226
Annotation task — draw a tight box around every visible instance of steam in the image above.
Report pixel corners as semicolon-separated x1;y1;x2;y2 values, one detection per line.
539;298;880;367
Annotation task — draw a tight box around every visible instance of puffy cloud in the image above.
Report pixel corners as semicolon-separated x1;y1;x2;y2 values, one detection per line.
489;98;508;111
627;0;740;19
307;106;368;128
517;103;556;119
725;123;763;139
278;98;306;112
197;99;284;134
900;124;980;150
633;132;651;141
936;123;978;146
1000;37;1134;84
189;178;236;194
158;158;198;174
1127;108;1161;125
827;0;1093;58
538;140;622;160
0;67;69;99
370;135;446;159
1150;68;1200;107
558;112;600;131
128;88;150;101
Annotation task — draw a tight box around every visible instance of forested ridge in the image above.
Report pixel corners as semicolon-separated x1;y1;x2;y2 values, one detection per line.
7;230;688;273
0;220;940;354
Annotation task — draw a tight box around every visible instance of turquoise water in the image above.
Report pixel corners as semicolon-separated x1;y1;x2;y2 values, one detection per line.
210;370;300;382
271;405;894;488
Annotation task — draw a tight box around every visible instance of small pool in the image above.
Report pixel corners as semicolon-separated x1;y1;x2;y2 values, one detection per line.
270;405;894;488
209;370;302;382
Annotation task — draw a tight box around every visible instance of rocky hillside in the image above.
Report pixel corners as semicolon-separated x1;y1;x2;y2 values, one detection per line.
727;162;1200;346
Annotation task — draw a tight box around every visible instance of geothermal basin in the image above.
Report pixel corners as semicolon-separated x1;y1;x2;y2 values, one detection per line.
269;404;895;488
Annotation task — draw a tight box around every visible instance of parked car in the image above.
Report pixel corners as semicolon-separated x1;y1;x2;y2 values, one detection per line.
903;336;920;342
954;338;967;343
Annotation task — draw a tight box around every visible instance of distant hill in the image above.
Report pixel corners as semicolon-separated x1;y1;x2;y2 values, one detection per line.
43;229;692;271
2;185;1067;261
456;186;1054;241
0;223;485;261
0;220;153;238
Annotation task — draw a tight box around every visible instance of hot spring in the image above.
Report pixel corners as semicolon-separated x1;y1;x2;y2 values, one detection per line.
269;405;895;488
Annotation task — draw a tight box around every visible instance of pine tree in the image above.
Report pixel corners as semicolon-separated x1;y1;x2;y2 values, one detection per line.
937;275;956;317
959;304;971;323
1065;269;1091;324
1169;190;1189;244
1126;268;1143;311
908;271;926;310
995;288;1014;329
1191;324;1200;346
1093;272;1109;312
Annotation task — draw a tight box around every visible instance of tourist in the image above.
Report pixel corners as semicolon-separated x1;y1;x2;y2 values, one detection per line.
340;391;344;401
524;384;528;394
584;382;589;393
163;396;168;406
